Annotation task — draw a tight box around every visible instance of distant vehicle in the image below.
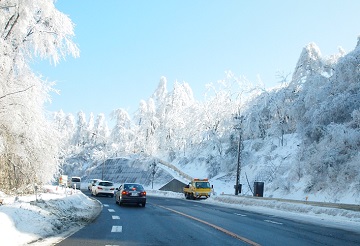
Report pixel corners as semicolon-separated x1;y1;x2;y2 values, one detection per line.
115;183;146;207
68;176;81;189
183;178;212;199
88;179;101;191
91;180;115;197
59;175;68;187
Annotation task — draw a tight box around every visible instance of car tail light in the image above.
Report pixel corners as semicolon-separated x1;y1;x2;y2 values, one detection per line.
122;190;128;195
97;187;103;190
110;188;114;190
141;191;146;196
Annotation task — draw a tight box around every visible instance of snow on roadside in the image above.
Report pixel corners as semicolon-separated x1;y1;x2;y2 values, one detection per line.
0;185;101;246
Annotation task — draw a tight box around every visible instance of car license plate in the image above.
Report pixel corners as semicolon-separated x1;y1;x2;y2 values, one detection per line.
130;192;138;196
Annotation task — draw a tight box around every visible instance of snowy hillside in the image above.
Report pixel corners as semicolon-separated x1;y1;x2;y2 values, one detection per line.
56;38;360;206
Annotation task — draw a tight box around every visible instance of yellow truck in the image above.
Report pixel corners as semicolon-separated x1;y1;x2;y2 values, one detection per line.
183;178;212;199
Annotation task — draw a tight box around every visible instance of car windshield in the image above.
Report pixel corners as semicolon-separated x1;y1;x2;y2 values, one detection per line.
72;178;80;182
123;184;143;190
99;182;113;186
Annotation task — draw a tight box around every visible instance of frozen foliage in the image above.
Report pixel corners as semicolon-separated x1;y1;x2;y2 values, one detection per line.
0;0;78;192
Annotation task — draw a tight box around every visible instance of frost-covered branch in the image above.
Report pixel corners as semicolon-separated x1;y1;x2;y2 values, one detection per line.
0;85;34;100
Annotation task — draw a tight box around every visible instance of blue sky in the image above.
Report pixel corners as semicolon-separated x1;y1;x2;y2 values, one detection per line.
32;1;360;121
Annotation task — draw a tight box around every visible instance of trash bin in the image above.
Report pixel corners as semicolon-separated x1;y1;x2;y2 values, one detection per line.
253;182;264;197
234;184;242;194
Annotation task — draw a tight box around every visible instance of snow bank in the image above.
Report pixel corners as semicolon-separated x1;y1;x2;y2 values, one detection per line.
0;185;101;246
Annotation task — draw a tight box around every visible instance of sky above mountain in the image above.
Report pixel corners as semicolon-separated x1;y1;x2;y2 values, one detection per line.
32;0;360;120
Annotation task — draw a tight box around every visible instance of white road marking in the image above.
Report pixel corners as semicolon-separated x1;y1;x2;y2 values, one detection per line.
103;204;109;207
112;215;120;220
234;213;247;217
264;219;283;225
108;209;115;212
111;226;123;232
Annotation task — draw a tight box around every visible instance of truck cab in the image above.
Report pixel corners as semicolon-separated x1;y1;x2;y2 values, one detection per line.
183;178;212;199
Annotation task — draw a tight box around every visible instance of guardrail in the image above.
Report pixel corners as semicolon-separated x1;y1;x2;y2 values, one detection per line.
244;196;360;212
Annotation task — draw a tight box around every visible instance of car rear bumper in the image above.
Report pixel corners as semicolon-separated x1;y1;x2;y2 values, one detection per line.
120;197;146;204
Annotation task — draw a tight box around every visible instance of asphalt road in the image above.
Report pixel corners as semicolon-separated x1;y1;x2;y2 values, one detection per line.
56;190;360;246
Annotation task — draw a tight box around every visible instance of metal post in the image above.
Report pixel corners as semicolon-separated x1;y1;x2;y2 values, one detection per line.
235;130;242;195
234;115;243;195
151;161;156;189
102;154;105;180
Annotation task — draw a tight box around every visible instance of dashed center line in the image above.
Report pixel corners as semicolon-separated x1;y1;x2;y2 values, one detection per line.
103;204;109;207
108;209;115;212
112;215;120;220
111;226;123;232
264;220;283;225
234;213;247;217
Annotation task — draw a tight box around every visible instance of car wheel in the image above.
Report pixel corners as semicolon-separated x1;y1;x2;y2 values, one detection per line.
142;202;146;207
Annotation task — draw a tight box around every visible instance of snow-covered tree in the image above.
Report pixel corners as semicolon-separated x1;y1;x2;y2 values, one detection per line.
93;113;110;146
110;108;133;154
0;0;78;191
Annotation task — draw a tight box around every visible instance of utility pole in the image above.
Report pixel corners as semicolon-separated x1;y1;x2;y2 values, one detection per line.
102;154;105;180
234;115;243;195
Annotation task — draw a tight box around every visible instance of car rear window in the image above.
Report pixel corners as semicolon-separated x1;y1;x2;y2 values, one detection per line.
124;184;144;190
100;182;113;186
72;178;81;182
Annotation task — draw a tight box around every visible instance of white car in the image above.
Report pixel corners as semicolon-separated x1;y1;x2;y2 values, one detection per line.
88;179;101;191
91;180;115;197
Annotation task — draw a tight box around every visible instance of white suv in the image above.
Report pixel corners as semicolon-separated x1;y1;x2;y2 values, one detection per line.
91;180;115;197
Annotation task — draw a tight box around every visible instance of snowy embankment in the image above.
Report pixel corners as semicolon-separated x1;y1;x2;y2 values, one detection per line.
1;187;360;245
0;186;101;246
